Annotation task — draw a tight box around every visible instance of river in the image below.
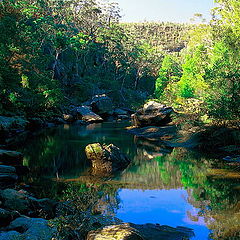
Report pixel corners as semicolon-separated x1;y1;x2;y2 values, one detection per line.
18;122;240;239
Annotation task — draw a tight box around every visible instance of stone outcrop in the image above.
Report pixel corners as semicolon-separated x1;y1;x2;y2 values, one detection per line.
85;143;130;175
131;101;173;127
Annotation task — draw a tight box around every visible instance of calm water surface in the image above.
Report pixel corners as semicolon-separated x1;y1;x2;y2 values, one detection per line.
19;122;240;240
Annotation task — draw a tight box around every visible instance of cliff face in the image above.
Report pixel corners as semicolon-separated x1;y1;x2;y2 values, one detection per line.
121;22;190;52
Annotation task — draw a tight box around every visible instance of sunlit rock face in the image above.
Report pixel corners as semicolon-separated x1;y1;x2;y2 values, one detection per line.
87;224;144;240
85;143;130;176
131;101;173;127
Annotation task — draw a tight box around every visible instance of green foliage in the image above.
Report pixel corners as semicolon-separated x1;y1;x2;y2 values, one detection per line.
154;1;240;120
155;55;182;99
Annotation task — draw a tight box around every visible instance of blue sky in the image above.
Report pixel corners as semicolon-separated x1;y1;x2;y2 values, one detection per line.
114;0;215;23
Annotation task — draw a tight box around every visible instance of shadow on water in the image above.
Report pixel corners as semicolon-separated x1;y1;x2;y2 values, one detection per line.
18;122;240;240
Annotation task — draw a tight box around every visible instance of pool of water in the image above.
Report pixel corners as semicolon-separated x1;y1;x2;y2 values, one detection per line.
18;122;240;239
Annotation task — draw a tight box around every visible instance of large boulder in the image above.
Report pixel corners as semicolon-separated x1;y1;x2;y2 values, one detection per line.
0;216;56;240
75;106;103;123
131;101;173;127
85;143;130;175
91;94;113;116
87;224;145;240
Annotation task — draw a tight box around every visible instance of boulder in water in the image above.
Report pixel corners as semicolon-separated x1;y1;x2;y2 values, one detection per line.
85;143;130;175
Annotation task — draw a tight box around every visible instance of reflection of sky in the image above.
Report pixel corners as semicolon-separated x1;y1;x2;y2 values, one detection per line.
116;189;211;240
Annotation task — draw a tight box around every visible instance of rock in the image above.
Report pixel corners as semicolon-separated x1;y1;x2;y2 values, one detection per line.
0;189;57;219
1;216;56;240
87;224;145;240
76;106;103;123
0;116;28;132
63;114;74;123
113;108;128;116
0;166;16;174
0;189;57;218
0;189;32;213
0;208;19;227
85;143;130;175
33;198;57;219
50;117;66;125
0;230;22;240
131;101;173;127
0;150;23;165
0;166;18;188
91;94;113;116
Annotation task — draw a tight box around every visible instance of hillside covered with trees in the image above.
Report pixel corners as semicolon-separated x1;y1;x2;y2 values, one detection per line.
1;0;239;124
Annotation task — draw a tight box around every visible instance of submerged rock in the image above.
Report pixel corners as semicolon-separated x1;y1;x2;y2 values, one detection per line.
131;223;195;240
128;125;177;140
87;224;145;240
85;143;130;175
76;106;103;123
131;101;173;127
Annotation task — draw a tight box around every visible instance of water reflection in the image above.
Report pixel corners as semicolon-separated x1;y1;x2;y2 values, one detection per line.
19;123;240;240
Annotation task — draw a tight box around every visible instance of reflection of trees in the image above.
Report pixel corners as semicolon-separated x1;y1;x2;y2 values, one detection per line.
20;122;135;178
62;182;120;216
151;148;240;240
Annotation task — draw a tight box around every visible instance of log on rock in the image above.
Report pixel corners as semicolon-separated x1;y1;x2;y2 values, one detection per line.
131;101;173;127
85;143;130;175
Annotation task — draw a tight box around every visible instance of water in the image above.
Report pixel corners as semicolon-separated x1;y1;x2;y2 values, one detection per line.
19;122;240;239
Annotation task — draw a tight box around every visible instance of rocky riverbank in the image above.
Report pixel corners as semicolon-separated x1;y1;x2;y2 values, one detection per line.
0;94;133;147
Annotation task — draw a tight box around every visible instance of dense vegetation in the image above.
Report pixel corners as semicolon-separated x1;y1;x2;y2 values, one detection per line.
0;0;163;116
155;0;240;121
0;0;239;122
